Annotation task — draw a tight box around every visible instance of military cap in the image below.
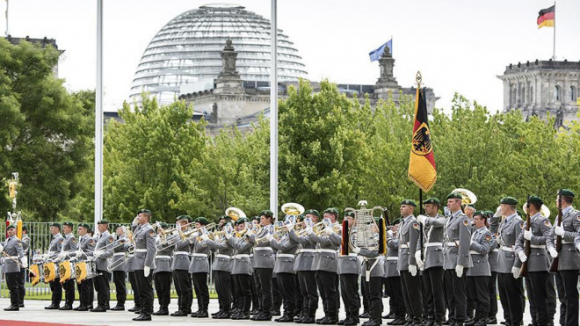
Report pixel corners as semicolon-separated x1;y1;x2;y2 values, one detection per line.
236;217;248;225
6;224;15;230
500;197;518;205
558;189;575;198
159;222;169;229
305;209;320;217
527;196;543;206
252;216;260;221
259;210;274;218
446;193;463;200
97;220;109;225
22;224;28;231
423;197;440;205
218;215;229;221
196;217;209;225
400;199;417;207
344;211;355;218
296;214;304;221
467;204;476;209
177;215;192;222
63;221;74;227
79;223;90;229
50;222;61;228
473;211;485;217
323;208;339;217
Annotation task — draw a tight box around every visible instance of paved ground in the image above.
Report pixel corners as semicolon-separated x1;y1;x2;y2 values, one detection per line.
0;298;543;326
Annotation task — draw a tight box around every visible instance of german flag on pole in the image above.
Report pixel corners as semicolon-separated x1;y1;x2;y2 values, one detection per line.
408;86;437;192
537;5;555;29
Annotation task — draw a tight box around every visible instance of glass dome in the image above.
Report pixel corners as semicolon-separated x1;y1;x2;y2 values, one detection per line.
129;4;308;105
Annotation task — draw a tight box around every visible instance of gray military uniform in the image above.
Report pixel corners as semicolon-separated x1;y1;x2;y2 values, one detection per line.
443;211;473;270
171;236;191;272
467;226;493;277
131;223;157;271
421;214;446;269
359;248;385;278
497;213;524;273
338;228;360;276
2;235;24;273
189;236;210;274
309;226;341;273
271;236;299;274
94;231;114;271
47;233;64;262
153;234;175;274
248;232;275;269
228;235;253;275
62;233;79;259
553;206;580;270
78;234;96;260
397;215;420;271
488;216;500;273
206;238;234;272
515;212;553;272
111;235;129;272
385;231;399;277
288;229;316;271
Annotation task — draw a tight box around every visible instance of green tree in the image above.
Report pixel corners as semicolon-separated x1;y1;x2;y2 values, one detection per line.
0;39;93;220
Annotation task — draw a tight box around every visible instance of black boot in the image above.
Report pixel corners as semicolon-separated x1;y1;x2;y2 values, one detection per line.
4;305;19;311
128;306;141;312
133;313;152;321
197;310;209;318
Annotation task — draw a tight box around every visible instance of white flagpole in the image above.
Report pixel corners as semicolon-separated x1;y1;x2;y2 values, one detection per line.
5;0;8;36
95;0;103;226
552;1;556;60
270;0;278;219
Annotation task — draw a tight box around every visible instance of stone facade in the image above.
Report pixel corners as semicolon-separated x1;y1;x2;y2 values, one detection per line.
497;60;580;127
179;41;439;134
3;35;62;77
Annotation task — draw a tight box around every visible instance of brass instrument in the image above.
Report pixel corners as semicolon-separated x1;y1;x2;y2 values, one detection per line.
281;203;305;217
451;188;478;206
225;207;246;222
345;201;384;252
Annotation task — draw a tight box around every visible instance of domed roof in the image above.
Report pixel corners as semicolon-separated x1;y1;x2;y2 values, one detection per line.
129;4;308;104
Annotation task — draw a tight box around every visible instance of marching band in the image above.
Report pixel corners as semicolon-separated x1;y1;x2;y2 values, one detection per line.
1;189;580;326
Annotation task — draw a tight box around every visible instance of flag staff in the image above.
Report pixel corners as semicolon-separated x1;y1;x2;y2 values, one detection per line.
415;71;424;259
552;1;556;60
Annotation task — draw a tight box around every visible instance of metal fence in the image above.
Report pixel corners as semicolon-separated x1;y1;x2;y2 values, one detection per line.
1;222;216;298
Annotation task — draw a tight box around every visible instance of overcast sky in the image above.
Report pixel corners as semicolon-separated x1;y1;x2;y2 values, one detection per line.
3;0;579;113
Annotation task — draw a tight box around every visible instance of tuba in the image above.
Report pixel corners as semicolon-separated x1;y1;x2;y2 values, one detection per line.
225;207;246;222
281;203;305;218
344;200;385;253
451;188;477;206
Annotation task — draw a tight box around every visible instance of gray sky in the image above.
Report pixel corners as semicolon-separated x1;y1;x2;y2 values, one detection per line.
4;0;579;112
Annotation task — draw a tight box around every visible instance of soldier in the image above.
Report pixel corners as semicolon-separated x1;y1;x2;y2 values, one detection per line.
58;221;78;310
385;219;406;325
270;215;300;322
188;217;211;318
131;209;157;321
416;198;446;326
19;224;30;307
466;212;493;326
126;224;142;314
398;200;423;326
227;218;253;320
111;225;129;311
171;215;193;317
205;218;235;319
308;208;341;325
45;222;64;310
74;223;96;311
152;222;174;316
337;211;361;326
443;193;473;326
551;189;580;326
514;196;554;326
248;210;276;321
496;197;524;326
352;221;385;326
91;220;114;312
1;224;25;311
288;210;320;324
486;211;500;325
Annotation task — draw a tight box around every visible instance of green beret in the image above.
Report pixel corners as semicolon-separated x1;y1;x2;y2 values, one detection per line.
6;224;15;230
50;222;61;228
79;223;90;229
527;196;543;206
259;210;274;218
500;197;518;205
305;209;320;217
22;224;28;231
296;214;304;221
252;216;260;221
138;209;152;215
446;193;463;200
558;189;575;198
177;215;191;222
473;211;485;217
236;217;248;225
467;204;476;209
218;215;229;221
63;221;74;227
160;222;169;229
97;220;109;225
400;199;417;207
484;210;494;217
323;208;339;217
423;197;440;205
345;211;355;218
196;217;209;225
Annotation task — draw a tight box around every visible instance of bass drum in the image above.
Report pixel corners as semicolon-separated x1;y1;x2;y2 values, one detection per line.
59;260;76;283
29;263;43;286
43;262;57;283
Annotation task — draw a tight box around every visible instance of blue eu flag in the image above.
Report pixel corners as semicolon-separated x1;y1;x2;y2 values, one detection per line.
369;39;392;62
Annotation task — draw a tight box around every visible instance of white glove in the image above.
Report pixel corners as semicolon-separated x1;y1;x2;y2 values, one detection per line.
76;250;84;257
512;266;521;279
20;257;28;268
416;215;427;224
494;206;502;218
387;230;393;237
409;264;417;276
305;226;313;235
94;250;103;259
455;264;464;278
201;234;209;241
554;226;565;236
285;223;294;232
57;252;67;260
225;232;233;240
266;234;273;241
144;266;151;277
518;251;527;263
523;230;533;241
549;248;558;258
325;227;333;235
132;216;139;225
576;244;580;253
415;251;424;270
351;246;361;254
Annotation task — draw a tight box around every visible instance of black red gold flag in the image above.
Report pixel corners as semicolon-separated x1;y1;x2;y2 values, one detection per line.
408;87;437;192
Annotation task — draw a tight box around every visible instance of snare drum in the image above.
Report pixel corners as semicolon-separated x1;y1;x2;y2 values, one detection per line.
43;262;57;283
59;260;76;283
76;260;97;283
30;263;43;286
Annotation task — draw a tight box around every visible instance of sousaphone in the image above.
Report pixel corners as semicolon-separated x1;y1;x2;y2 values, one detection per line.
451;188;478;206
225;207;246;221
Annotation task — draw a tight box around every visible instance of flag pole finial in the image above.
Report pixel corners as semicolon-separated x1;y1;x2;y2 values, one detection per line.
416;71;422;86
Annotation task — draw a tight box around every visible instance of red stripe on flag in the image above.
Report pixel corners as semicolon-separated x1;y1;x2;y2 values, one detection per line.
537;12;554;25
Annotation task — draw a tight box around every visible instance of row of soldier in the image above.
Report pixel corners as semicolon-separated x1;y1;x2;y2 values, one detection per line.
1;189;579;325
